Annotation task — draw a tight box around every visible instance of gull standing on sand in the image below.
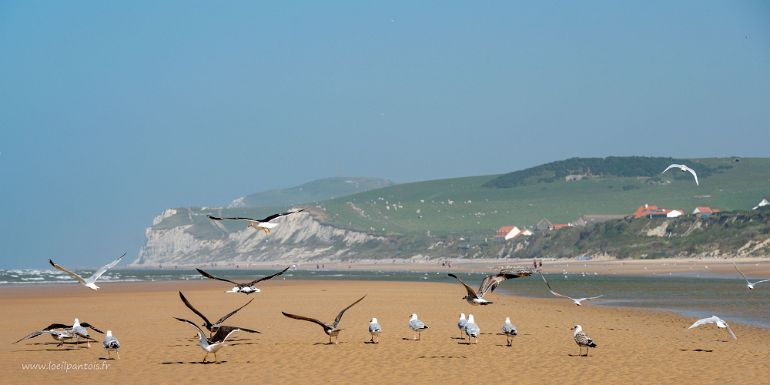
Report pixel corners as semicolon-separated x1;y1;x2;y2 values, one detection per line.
48;252;125;291
207;209;305;234
501;317;517;346
539;272;604;306
464;314;480;344
178;291;257;336
195;266;290;294
448;269;533;305
457;313;467;339
688;315;737;340
102;331;120;359
571;325;597;356
282;295;366;344
733;262;769;291
368;318;382;343
174;317;243;363
662;164;699;186
408;314;429;340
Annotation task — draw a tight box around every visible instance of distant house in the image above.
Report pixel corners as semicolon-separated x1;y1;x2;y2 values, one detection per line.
521;229;533;236
495;226;517;239
753;197;770;210
692;207;720;218
633;204;672;219
667;209;684;218
535;218;553;231
549;223;572;231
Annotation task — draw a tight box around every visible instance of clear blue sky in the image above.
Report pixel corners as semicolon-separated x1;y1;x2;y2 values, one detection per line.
1;1;768;268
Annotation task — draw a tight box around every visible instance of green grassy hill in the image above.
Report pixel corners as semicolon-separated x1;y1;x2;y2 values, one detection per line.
229;176;393;208
317;157;770;239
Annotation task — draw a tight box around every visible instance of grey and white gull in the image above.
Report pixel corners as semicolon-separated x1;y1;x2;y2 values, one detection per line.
49;252;125;291
282;295;366;344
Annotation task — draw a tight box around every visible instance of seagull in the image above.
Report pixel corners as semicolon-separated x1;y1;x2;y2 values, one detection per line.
368;318;382;343
464;314;480;344
733;262;769;290
178;291;256;336
174;317;243;363
207;209;305;234
14;319;103;347
501;317;517;346
282;295;366;344
688;315;737;340
457;313;467;339
448;269;532;305
195;266;290;294
49;252;125;291
408;314;428;341
102;330;120;359
13;329;90;347
571;325;597;356
662;164;699;186
539;272;604;306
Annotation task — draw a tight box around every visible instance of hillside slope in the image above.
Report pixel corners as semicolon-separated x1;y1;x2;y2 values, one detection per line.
228;177;393;208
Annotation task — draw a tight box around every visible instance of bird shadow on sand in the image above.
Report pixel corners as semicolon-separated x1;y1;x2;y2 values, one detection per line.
98;357;118;361
161;361;229;365
312;342;345;346
679;348;714;353
417;355;467;359
363;341;380;345
401;337;420;341
567;354;591;357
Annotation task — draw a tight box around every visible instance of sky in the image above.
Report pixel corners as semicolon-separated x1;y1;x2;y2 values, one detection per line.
1;1;769;268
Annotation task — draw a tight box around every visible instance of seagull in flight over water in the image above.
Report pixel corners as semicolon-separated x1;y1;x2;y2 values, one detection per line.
282;295;366;344
688;315;737;340
448;269;532;305
195;266;290;294
539;272;604;306
207;209;305;234
662;164;699;186
49;253;125;291
733;262;769;290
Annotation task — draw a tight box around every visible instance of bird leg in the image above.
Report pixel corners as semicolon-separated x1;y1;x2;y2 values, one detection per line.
214;353;218;363
106;351;111;359
116;351;120;360
202;353;208;363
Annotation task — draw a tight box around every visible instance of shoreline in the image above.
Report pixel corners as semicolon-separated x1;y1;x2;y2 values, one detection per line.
2;279;768;385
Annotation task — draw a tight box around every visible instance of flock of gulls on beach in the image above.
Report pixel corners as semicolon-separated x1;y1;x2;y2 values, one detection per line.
11;163;766;361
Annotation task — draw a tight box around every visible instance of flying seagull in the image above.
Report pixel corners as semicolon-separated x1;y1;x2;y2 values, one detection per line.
501;317;518;346
688;315;737;340
571;325;597;356
102;331;120;360
448;269;532;305
457;313;467;339
195;266;290;294
207;209;305;234
463;314;480;344
282;295;366;344
49;252;125;291
174;317;243;363
408;314;428;341
733;262;769;291
14;319;103;347
662;164;699;186
539;272;604;306
178;291;256;336
368;318;382;343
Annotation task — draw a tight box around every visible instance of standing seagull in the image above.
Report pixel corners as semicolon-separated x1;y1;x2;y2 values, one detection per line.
539;272;604;306
207;209;305;234
463;314;480;344
178;291;256;336
688;315;737;340
662;164;699;186
174;317;243;363
408;314;429;341
501;317;518;346
49;252;125;291
457;313;467;339
571;325;597;356
102;331;120;360
733;262;769;291
368;318;382;343
281;295;366;344
448;269;532;305
195;266;290;294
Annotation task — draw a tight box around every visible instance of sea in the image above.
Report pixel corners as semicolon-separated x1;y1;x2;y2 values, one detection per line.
1;268;768;328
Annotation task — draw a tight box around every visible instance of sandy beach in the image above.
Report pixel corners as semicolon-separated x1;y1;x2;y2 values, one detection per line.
2;279;769;385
